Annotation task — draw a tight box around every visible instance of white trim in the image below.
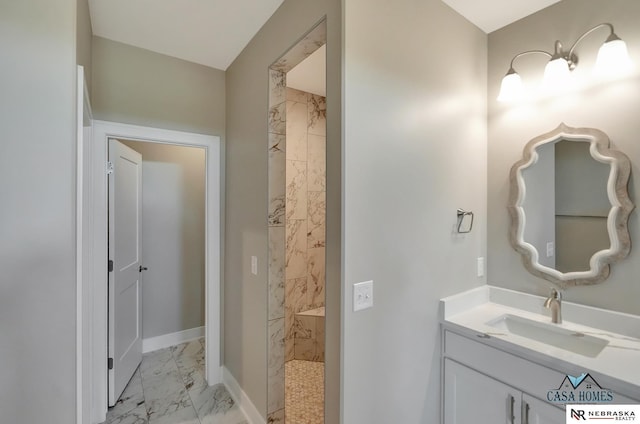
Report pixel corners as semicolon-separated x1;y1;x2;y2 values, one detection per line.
89;121;221;423
76;65;94;424
76;65;83;424
142;327;205;353
222;367;266;424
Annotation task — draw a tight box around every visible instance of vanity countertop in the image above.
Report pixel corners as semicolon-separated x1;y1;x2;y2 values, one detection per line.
440;285;640;400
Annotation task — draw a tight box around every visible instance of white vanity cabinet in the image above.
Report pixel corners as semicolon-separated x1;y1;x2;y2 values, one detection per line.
441;329;637;424
440;286;640;424
444;359;564;424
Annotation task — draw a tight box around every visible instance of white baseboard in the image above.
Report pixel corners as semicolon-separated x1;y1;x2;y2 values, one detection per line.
222;366;266;424
142;326;205;353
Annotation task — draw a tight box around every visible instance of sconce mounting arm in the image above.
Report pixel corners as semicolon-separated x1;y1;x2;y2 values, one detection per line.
567;23;616;63
507;50;552;73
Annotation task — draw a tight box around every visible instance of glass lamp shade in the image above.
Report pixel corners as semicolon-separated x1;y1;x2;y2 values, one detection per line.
595;38;632;77
497;71;523;102
542;57;572;93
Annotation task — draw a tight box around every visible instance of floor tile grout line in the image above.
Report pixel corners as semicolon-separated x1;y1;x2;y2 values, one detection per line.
138;359;156;423
171;342;204;424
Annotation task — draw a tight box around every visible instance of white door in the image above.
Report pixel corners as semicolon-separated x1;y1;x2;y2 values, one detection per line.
444;359;522;424
108;139;143;406
522;394;565;424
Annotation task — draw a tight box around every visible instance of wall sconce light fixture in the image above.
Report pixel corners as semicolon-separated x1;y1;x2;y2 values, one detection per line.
497;23;632;102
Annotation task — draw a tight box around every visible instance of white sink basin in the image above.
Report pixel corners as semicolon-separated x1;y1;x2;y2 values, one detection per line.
486;314;609;358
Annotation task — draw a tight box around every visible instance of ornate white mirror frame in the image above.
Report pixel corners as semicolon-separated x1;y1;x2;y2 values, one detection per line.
508;123;634;288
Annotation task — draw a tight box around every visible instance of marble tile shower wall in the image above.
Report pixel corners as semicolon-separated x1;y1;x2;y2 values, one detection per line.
267;69;287;419
284;87;326;363
266;72;326;421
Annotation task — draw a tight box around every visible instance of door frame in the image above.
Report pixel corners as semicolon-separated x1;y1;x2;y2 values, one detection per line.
76;65;93;424
88;120;221;423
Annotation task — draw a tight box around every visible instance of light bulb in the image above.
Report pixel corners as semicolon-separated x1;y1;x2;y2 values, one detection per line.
595;38;632;77
541;57;572;94
497;70;523;102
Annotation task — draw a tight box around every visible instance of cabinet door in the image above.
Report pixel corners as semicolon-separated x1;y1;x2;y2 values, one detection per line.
522;394;565;424
444;359;521;424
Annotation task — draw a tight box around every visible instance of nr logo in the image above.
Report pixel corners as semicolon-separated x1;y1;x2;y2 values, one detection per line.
571;409;586;420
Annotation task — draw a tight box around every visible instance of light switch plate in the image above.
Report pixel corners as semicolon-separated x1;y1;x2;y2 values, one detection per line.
477;257;485;277
251;256;258;275
353;280;373;312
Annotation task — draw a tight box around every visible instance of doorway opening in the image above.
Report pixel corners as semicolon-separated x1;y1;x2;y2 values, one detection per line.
110;139;206;398
87;121;221;424
267;20;327;424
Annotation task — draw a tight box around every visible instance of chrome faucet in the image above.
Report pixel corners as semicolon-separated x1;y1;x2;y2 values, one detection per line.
544;288;562;324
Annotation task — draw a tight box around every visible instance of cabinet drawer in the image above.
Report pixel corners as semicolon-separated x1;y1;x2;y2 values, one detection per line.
445;330;563;402
443;330;637;405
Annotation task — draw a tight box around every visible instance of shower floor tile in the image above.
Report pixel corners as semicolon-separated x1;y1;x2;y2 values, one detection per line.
285;360;324;424
103;338;248;424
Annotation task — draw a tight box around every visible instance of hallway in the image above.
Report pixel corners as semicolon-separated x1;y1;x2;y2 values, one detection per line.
103;339;247;424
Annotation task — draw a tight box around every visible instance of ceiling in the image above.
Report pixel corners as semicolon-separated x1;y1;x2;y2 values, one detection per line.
88;0;285;70
441;0;562;33
287;45;326;97
89;0;562;72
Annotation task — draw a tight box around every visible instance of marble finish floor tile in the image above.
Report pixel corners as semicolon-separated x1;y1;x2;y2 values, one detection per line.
105;368;145;422
285;360;324;424
102;338;248;424
150;405;200;424
106;404;148;424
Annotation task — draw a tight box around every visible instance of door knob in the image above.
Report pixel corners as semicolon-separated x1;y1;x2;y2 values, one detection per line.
139;266;148;272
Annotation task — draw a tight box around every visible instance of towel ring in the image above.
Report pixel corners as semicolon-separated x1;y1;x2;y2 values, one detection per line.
456;208;474;234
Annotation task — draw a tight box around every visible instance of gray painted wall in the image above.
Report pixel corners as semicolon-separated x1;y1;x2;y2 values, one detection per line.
77;0;92;97
0;1;78;421
555;140;610;216
342;0;487;423
556;215;609;272
225;0;341;420
488;0;640;314
121;141;206;339
555;141;610;271
521;142;556;268
92;36;225;136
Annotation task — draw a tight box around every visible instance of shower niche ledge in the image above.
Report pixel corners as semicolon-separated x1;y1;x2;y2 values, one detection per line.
439;285;640;424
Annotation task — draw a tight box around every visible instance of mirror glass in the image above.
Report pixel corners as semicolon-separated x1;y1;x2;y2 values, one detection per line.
508;124;633;287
